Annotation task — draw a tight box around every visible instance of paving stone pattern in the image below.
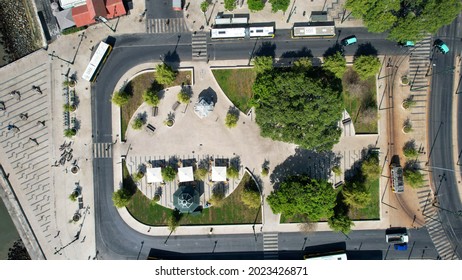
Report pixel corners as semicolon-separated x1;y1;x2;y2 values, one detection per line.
0;62;55;241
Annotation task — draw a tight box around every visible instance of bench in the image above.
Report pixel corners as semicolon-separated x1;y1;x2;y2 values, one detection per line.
172;101;180;111
334;181;344;189
342;118;351;124
152;106;158;117
146;123;156;134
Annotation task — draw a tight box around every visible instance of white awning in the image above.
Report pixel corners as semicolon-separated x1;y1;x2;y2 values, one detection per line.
146;167;162;183
178;166;194;182
212;166;227;182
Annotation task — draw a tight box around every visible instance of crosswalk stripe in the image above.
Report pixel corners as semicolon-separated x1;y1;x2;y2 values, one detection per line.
93;142;112;159
147;18;188;34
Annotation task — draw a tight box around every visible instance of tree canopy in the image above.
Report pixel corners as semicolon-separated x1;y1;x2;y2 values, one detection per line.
224;0;236;10
404;169;424;188
248;0;265;11
353;55;381;80
267;176;337;221
143;90;159;107
269;0;290;12
162;166;177;182
252;56;274;74
112;188;132;208
252;69;343;151
361;154;381;180
323;52;347;79
342;183;371;209
111;91;130;106
345;0;462;42
155;63;176;85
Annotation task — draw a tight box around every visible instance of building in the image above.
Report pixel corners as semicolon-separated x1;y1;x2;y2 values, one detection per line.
72;0;126;27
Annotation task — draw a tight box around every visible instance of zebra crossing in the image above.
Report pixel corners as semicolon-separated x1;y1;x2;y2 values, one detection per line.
93;142;113;159
263;233;279;259
192;32;208;61
146;18;189;34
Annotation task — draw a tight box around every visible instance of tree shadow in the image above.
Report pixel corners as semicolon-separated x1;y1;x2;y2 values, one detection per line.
198;87;217;104
137;111;148;124
323;42;344;58
212;181;229;196
163;50;181;70
214;157;229;167
343;146;378;183
269;147;340;189
227;106;240;117
280;47;313;59
168;156;180;167
255;41;276;58
230;156;241;169
149;159;166;168
137;163;147;174
354;42;378;57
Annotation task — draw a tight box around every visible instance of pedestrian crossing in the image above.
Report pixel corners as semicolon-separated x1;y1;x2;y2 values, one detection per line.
146;18;189;34
263;233;279;259
192;32;208;61
93;142;113;159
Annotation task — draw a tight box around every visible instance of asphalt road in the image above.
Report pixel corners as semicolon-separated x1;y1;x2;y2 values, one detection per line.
428;14;462;259
92;30;437;260
146;0;184;19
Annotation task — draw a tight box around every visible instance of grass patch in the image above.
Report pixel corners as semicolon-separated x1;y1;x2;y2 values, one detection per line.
120;71;191;141
342;68;378;134
126;172;262;225
212;68;257;113
348;178;380;220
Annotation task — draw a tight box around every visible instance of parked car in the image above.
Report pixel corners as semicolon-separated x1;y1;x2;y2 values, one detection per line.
434;39;449;54
341;35;357;46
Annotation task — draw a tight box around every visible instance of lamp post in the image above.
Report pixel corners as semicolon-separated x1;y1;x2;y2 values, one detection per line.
95;16;115;32
48;51;73;65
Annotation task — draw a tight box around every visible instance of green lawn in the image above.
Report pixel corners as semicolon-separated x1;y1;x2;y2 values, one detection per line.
126;172;262;225
120;71;191;141
349;178;380;220
280;178;380;223
212;68;257;113
342;68;378;134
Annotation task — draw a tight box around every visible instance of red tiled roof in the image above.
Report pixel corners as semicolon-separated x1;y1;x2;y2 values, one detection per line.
71;0;126;27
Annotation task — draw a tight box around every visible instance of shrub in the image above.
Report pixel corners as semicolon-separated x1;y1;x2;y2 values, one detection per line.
132;171;144;182
261;167;269;177
68;191;78;202
63;104;76;112
403;145;418;158
164;119;174;127
401;75;409;85
332;166;342;176
403;123;413;133
143;90;160;107
225;112;239;128
64;128;76;138
177;90;190;104
61;26;85;35
227;166;239;179
111;91;130;106
155;63;176;85
404;169;424;188
150;194;161;206
167;209;182;232
112;188;132;208
402;97;416;109
162;166;177;182
241;188;261;209
200;0;209;12
132;118;143;130
209;191;225;207
224;0;236;10
248;0;265;12
194;167;208;180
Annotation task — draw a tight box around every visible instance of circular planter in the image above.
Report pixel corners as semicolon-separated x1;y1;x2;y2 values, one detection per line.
402;125;413;134
165;119;175;127
400;76;409;85
71;165;79;174
72;213;81;222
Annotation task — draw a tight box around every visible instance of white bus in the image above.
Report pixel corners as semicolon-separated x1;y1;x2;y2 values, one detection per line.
292;22;336;38
304;250;347;260
82;41;112;82
210;24;274;39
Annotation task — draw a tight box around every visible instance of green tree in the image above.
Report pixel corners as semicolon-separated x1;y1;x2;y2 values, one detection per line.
269;0;290;12
155;63;176;85
225;112;239;128
241;188;261;209
131;118;143;130
167;209;182;232
248;0;265;12
404;169;424;188
252;56;273;74
63;104;76;112
162;166;177;182
403;142;418;158
353;55;381;80
68;191;78;202
177;90;190;104
143;90;159;107
227;165;239;179
209;188;225;207
112;188;132;208
328;211;354;234
111;91;130;106
224;0;236;10
361;154;380;180
345;0;462;42
323;52;347;79
252;70;343;151
266;176;337;221
200;0;209;12
293;57;312;71
194;167;208;180
342;183;371;209
332;166;342;176
132;171;144;182
261;167;269;176
64;128;76;138
151;194;161;205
